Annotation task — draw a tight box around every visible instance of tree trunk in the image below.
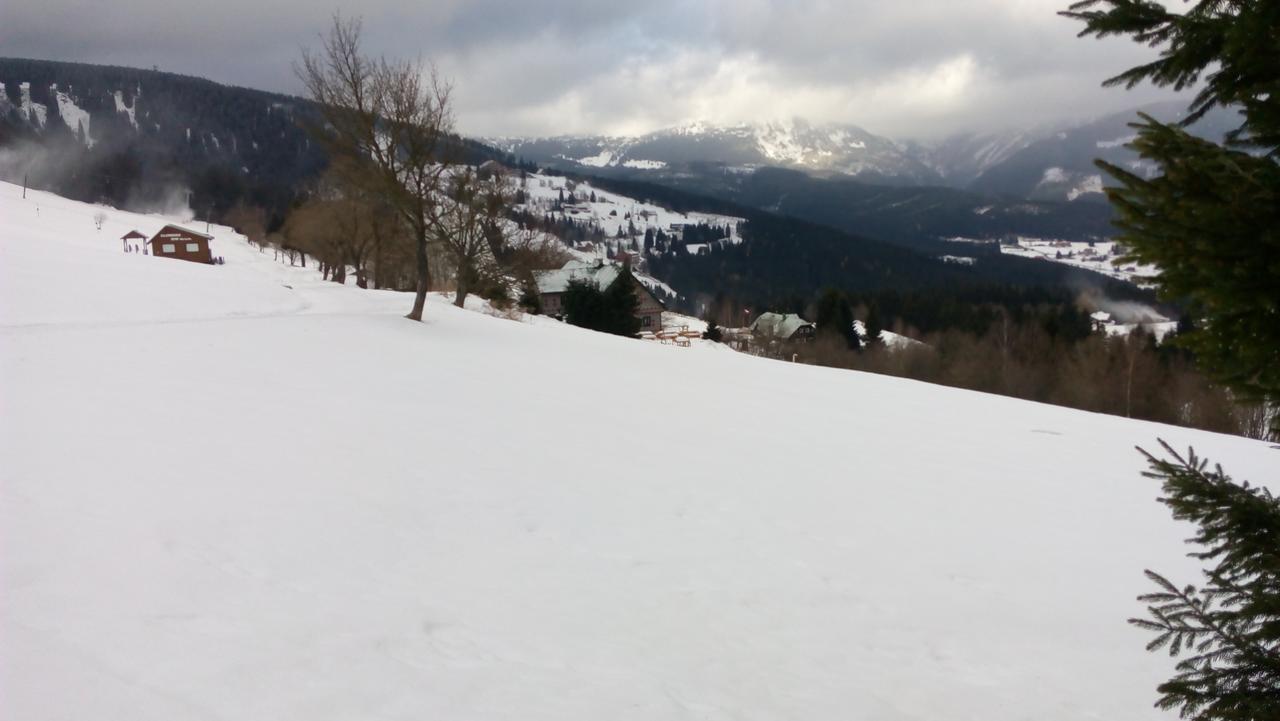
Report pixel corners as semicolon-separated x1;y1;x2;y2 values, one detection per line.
406;230;430;321
454;276;467;307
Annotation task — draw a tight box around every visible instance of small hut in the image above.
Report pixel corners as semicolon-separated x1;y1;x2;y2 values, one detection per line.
121;230;146;252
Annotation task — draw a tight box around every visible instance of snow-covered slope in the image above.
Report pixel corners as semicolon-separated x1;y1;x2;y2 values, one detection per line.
2;182;1276;721
518;171;741;243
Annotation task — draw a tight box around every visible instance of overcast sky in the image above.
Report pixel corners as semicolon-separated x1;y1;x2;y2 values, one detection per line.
0;0;1184;139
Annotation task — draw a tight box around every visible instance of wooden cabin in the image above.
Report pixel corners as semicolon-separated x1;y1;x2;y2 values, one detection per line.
148;225;213;264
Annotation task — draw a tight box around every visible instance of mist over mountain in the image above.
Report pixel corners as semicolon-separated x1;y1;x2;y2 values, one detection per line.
488;103;1242;202
966;101;1242;202
487;119;944;185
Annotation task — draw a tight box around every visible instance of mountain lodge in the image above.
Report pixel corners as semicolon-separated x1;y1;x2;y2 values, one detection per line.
148;225;213;264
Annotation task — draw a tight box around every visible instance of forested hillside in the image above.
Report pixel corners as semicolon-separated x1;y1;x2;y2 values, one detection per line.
579;173;1153;311
0;58;511;225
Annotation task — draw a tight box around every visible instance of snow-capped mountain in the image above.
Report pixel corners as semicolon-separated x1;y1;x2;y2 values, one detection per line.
488;119;944;185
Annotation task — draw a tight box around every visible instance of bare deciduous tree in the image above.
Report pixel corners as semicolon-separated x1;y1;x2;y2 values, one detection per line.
297;14;454;320
436;167;513;307
223;202;268;251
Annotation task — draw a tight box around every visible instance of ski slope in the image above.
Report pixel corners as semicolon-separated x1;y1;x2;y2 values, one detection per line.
2;181;1276;721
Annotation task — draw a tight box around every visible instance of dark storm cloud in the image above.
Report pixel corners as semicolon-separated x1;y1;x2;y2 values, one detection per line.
0;0;1184;139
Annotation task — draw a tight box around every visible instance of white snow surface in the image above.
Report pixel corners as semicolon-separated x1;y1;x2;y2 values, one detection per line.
621;159;667;170
853;319;924;350
3;181;1277;721
1068;174;1104;201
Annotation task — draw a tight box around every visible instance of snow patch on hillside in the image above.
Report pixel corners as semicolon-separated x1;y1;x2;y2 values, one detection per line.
1068;174;1104;201
853;319;925;350
576;150;614;167
1040;166;1068;184
113;90;138;129
1097;134;1137;149
53;86;93;146
622;159;666;169
515;170;743;256
17;82;47;127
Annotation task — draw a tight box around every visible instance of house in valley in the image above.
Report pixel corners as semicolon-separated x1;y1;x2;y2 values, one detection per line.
147;225;213;264
749;312;816;344
534;259;665;332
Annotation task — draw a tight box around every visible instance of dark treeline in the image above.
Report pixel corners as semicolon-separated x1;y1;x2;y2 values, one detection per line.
588;164;1117;252
723;285;1270;440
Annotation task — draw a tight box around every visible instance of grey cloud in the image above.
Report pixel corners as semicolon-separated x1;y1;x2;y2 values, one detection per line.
0;0;1186;139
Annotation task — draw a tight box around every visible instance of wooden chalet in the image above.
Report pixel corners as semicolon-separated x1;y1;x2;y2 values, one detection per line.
148;224;213;264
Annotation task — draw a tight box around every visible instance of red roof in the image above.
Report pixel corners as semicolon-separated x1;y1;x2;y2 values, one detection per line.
121;230;147;240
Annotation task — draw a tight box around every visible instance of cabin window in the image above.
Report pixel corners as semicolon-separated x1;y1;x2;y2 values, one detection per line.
641;315;653;328
161;244;176;253
186;243;200;252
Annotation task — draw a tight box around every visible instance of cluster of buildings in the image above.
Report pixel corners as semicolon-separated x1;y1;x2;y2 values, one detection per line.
121;224;216;264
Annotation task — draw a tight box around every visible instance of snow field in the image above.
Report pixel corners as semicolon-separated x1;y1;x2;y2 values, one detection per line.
2;181;1276;721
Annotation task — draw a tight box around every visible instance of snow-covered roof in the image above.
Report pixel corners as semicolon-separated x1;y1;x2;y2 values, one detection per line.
750;312;813;339
534;260;622;295
150;224;214;241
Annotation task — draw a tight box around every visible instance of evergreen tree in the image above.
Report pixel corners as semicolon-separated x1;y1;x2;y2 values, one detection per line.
1063;4;1280;719
518;277;541;315
814;288;859;350
561;269;641;337
602;266;642;337
1063;0;1280;432
562;279;605;328
1128;442;1280;720
863;303;885;348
